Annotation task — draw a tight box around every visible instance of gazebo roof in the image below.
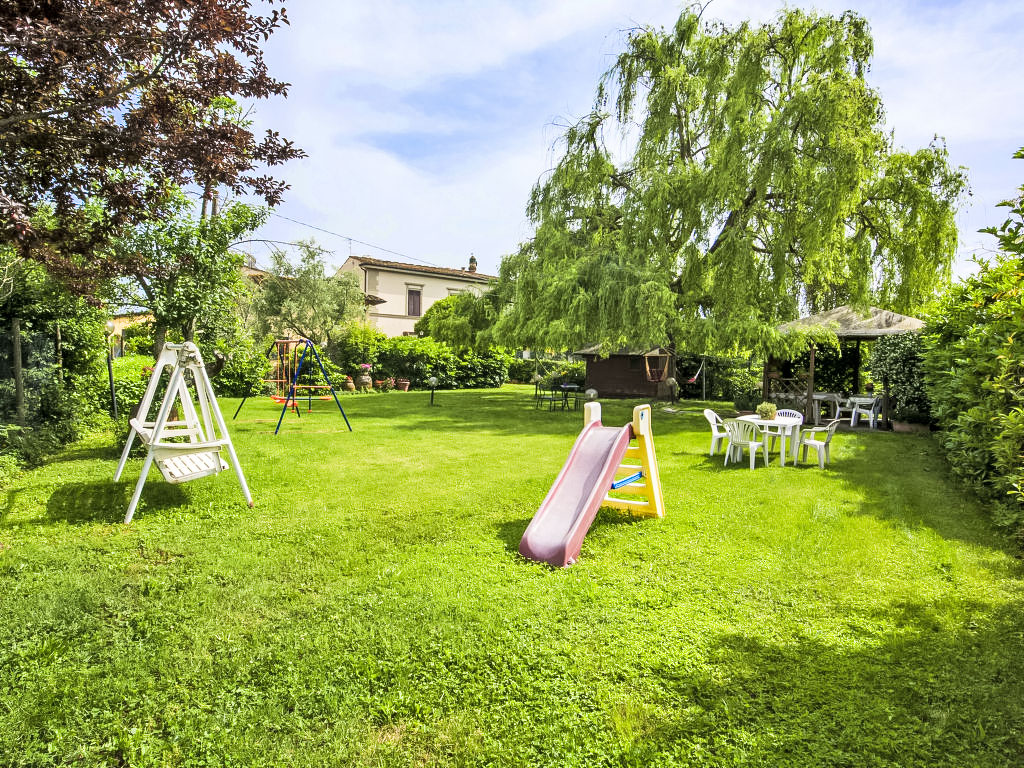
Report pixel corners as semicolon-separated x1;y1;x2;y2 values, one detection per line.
778;305;924;340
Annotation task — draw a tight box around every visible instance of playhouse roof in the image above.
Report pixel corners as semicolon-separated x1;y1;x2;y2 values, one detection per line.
778;305;924;340
572;345;671;357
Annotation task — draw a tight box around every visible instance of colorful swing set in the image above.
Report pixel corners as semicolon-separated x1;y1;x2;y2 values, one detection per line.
233;338;352;435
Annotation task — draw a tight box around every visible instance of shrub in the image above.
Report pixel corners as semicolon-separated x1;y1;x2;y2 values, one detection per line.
507;357;535;383
922;251;1024;533
870;333;931;423
215;335;273;397
539;360;585;387
727;365;762;411
326;323;387;376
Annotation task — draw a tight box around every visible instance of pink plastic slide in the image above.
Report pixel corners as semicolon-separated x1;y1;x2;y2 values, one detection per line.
518;417;633;567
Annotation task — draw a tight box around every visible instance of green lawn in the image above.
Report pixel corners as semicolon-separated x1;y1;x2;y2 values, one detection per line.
2;386;1023;766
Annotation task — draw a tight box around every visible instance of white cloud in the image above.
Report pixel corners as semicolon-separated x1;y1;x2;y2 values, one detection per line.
246;0;1024;279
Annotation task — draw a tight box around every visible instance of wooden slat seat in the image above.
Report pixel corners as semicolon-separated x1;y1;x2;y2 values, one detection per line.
156;451;228;484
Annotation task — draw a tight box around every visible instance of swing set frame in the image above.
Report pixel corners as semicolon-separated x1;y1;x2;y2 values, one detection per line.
233;338;352;435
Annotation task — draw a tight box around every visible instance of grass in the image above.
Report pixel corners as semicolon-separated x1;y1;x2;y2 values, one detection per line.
1;385;1023;766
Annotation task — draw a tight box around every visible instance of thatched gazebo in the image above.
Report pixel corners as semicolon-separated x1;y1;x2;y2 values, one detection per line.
768;305;925;425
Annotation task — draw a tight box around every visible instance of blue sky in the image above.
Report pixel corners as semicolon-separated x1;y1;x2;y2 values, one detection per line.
245;0;1024;279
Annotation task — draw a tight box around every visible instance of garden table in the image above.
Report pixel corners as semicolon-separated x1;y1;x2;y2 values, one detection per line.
812;392;843;425
559;383;580;410
737;413;803;466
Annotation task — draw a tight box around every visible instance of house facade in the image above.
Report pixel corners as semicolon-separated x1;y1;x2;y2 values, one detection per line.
338;255;496;336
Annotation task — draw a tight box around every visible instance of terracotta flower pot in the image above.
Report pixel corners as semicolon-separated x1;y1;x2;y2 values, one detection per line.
396;378;410;392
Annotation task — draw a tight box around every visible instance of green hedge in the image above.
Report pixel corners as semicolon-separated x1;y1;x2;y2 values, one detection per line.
922;252;1024;533
326;325;510;390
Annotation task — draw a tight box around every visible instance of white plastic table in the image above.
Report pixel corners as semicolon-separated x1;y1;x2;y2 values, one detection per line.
737;414;804;466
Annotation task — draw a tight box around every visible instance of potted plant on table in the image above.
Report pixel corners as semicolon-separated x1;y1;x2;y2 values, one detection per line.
755;401;778;420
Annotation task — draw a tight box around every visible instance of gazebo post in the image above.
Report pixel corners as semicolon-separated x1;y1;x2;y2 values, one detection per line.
853;340;861;393
805;344;816;423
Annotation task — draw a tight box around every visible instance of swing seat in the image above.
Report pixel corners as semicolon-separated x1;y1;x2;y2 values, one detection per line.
126;414;229;484
156;451;228;484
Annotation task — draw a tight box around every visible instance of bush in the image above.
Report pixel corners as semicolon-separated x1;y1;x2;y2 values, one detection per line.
539;360;585;387
922;251;1024;534
727;365;761;411
507;357;535;383
871;333;931;423
326;323;388;376
215;336;273;397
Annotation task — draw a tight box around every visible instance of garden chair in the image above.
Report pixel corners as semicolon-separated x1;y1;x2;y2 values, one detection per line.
850;397;881;429
723;419;770;470
800;418;841;468
535;384;562;411
703;408;728;456
765;408;803;453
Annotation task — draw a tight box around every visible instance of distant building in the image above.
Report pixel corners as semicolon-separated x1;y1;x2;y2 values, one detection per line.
338;255;496;336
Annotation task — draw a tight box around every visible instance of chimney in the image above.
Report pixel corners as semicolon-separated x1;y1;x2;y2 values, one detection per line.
468;254;477;273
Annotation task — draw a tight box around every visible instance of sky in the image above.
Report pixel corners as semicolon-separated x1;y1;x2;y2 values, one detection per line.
243;0;1024;278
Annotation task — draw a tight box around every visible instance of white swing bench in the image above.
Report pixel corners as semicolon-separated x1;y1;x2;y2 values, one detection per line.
114;342;253;523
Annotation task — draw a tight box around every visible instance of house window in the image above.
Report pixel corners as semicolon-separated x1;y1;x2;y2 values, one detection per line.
407;287;422;317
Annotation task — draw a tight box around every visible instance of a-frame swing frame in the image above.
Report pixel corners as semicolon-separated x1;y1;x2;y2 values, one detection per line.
233;338;352;435
114;342;253;524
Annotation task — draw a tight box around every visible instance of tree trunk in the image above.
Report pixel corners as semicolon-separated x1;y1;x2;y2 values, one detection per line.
12;316;25;425
153;323;167;359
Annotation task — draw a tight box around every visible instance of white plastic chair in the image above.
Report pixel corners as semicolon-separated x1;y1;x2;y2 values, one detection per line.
800;418;841;468
703;408;728;456
850;397;881;429
724;419;770;469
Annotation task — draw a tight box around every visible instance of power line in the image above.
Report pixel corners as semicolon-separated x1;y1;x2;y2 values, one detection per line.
269;212;442;267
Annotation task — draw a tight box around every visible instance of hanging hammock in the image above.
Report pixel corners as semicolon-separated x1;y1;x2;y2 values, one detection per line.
643;349;670;383
686;358;705;384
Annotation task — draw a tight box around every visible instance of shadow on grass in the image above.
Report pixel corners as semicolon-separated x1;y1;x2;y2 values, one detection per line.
637;598;1024;766
44;442;121;465
228;388;704;441
41;480;187;525
827;430;1022;558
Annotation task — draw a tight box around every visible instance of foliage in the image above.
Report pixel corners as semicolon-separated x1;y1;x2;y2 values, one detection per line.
538;360;586;388
674;353;757;401
256;241;365;347
414;290;499;351
493;7;966;355
214;335;273;398
0;0;302;290
328;329;510;390
756;401;777;420
78;354;152;421
326;323;388;376
921;151;1024;532
2;392;1023;765
0;258;106;439
729;365;763;412
112;195;267;350
870;333;931;423
507;357;537;383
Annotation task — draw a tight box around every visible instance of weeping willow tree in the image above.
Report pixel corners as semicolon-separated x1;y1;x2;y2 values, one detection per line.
494;7;967;355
